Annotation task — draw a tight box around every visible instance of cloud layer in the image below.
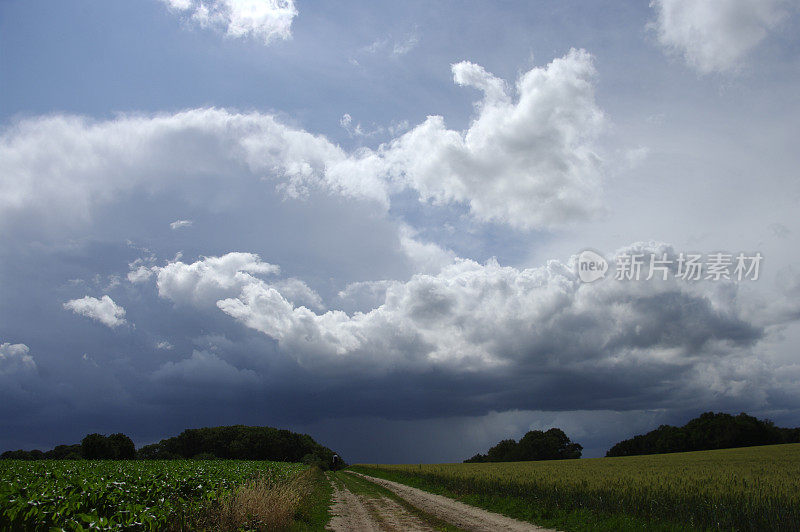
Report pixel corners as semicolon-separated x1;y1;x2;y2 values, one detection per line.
161;0;298;44
650;0;792;73
3;1;799;461
138;242;794;418
1;50;604;233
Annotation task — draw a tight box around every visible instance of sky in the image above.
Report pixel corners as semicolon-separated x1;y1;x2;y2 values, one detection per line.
1;0;800;463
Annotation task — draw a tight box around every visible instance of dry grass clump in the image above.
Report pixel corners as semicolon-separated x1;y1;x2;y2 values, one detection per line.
195;467;316;531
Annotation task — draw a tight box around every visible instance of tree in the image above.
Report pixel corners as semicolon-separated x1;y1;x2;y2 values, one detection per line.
606;412;800;457
44;444;82;459
135;425;343;468
1;450;33;460
81;433;113;459
108;433;136;459
465;428;582;463
486;439;519;462
517;429;582;460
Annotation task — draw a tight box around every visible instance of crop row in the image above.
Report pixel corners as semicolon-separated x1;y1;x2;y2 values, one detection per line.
353;443;800;531
0;459;305;531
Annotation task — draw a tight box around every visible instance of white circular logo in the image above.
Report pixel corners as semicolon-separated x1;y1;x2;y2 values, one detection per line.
577;250;608;283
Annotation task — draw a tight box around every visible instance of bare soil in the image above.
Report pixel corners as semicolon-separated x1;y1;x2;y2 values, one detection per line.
327;471;554;532
326;473;435;531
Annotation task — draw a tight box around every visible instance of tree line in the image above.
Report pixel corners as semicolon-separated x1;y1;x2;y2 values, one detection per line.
466;412;800;463
606;412;800;457
137;425;342;469
1;433;135;461
465;428;583;462
5;413;799;465
1;425;344;469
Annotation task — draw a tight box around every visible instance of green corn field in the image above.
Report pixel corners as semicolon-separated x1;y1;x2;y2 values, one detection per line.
0;459;305;530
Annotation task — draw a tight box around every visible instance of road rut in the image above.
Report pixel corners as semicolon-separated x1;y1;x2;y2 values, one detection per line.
327;471;555;532
326;473;436;531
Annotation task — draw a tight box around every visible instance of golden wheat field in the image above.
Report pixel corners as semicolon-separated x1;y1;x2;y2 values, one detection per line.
353;443;800;531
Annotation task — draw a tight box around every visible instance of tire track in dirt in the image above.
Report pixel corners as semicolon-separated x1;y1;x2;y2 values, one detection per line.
346;471;555;532
326;473;436;531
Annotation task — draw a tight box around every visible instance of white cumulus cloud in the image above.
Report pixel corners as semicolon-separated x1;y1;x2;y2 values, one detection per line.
1;51;605;232
0;109;386;231
398;225;456;274
63;295;127;328
128;265;156;284
270;278;326;311
170;219;193;230
161;0;298;44
156;252;281;306
149;244;772;404
372;48;605;229
0;342;36;375
650;0;792;73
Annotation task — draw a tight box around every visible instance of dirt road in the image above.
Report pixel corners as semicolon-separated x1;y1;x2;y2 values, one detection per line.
326;472;436;531
326;471;554;532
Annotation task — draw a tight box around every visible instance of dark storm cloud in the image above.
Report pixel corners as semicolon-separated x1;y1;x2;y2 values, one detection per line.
2;0;800;463
4;234;792;460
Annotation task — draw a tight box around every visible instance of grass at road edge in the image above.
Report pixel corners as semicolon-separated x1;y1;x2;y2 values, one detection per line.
189;466;333;531
289;467;333;531
349;466;694;532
